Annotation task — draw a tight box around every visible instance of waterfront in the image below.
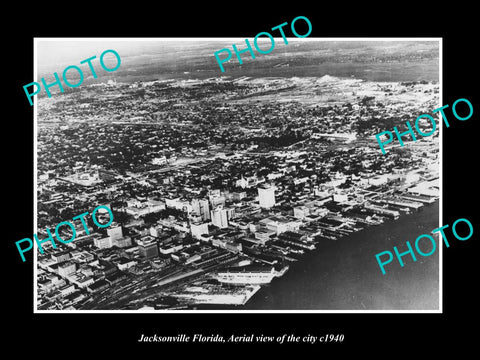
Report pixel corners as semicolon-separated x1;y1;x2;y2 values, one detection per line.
35;40;440;311
245;200;439;310
201;200;439;310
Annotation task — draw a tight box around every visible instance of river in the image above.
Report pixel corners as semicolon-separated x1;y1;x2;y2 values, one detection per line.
201;200;440;311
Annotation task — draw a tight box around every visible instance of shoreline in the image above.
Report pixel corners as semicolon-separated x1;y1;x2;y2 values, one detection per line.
194;199;439;311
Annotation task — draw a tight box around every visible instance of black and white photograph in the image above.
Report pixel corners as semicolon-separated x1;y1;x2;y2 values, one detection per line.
33;38;441;312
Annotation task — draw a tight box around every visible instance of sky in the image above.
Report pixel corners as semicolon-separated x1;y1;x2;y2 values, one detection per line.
35;38;440;82
36;39;190;69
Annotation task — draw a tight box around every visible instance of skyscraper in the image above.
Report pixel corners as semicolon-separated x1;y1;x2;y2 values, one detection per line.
225;207;235;220
210;206;229;229
191;198;211;221
137;236;159;259
107;223;131;248
94;236;113;249
107;223;123;241
258;184;276;209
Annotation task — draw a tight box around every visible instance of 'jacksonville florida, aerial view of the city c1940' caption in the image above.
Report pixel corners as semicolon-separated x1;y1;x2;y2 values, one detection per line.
34;38;441;312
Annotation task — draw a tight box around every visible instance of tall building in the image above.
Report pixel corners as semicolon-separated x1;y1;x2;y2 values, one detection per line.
190;222;209;239
210;206;229;229
58;261;76;277
191;198;211;221
107;224;123;241
225;207;236;220
106;223;132;248
114;236;132;248
258;184;276;209
94;236;113;249
137;236;158;259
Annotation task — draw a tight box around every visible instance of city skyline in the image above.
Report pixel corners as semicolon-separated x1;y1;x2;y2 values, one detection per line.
34;38;441;312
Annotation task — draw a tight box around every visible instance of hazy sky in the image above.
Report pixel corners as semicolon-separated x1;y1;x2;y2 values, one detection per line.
36;39;202;70
35;38;303;74
36;38;439;66
35;38;439;81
